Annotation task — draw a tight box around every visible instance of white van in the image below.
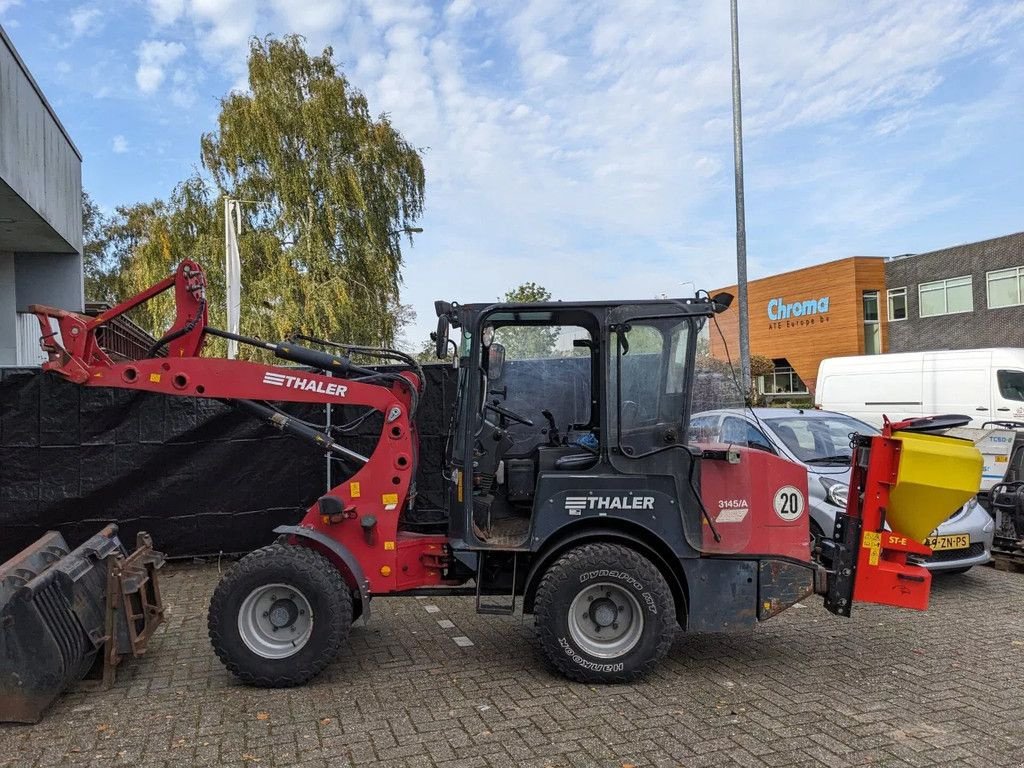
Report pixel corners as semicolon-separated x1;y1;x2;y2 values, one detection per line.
815;348;1024;429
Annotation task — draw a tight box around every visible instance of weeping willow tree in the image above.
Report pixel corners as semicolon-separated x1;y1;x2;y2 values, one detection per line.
100;35;425;352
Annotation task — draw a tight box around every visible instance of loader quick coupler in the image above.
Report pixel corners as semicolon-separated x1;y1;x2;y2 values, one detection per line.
0;526;165;723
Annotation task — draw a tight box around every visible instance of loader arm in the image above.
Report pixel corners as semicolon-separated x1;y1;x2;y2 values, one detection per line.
30;260;450;601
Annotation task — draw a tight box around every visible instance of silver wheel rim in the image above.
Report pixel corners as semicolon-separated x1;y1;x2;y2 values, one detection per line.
568;582;644;659
237;583;313;659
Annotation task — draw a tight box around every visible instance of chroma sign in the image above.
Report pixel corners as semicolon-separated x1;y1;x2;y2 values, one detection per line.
767;296;830;321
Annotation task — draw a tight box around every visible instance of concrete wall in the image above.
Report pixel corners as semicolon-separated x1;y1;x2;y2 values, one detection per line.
885;232;1024;352
0;26;83;364
13;251;83;311
0;27;82;254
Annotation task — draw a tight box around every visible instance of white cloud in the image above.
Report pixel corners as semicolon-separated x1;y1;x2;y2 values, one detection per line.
69;6;102;38
169;69;197;108
0;0;21;16
135;39;186;93
112;135;129;153
86;0;1024;345
188;0;261;55
147;0;184;26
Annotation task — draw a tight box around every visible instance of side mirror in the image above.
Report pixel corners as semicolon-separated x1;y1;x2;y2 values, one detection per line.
434;315;450;359
711;292;734;313
487;342;506;379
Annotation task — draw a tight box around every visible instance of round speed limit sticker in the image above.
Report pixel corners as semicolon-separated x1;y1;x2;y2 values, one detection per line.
773;485;805;522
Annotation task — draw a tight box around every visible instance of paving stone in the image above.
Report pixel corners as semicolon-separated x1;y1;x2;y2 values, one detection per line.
1;563;1022;767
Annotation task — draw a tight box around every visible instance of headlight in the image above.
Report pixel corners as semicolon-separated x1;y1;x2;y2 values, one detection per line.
820;477;849;508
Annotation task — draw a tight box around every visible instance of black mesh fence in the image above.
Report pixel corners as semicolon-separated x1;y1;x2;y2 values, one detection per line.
0;364;457;560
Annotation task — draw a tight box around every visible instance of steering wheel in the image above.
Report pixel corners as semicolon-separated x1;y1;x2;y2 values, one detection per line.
485;401;535;426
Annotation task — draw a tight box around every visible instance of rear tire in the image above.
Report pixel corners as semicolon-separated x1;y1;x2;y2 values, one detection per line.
208;543;352;687
534;543;676;683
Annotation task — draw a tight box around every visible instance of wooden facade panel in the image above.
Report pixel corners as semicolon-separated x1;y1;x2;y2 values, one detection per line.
709;257;888;391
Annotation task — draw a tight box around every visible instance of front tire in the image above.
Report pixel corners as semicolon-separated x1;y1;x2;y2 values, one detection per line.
534;543;676;683
208;543;352;687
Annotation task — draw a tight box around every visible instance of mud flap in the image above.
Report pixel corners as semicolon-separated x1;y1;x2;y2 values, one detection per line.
0;525;165;723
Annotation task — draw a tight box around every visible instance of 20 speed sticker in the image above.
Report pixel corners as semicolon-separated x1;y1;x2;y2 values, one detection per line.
773;485;805;522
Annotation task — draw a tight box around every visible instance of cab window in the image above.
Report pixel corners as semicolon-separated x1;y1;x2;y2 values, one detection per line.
486;322;594;443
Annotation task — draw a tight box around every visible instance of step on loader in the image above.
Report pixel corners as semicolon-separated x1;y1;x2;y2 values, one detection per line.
28;259;982;686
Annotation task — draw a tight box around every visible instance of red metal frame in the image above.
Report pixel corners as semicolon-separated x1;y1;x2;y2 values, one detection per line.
845;420;933;611
30;261;449;596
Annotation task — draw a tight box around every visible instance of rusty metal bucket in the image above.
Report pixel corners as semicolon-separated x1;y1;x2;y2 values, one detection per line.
0;525;165;723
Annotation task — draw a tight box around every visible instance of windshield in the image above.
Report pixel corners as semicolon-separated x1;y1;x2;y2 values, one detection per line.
763;414;876;464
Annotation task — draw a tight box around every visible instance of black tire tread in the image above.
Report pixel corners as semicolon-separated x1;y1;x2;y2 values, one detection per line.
534;542;676;683
208;543;352;687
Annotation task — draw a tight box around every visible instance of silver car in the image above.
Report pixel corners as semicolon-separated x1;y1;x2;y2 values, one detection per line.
689;408;994;573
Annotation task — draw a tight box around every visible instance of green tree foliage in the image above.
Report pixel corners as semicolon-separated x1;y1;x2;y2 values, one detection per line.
82;191;114;303
492;282;560;360
200;35;424;347
93;35;424;353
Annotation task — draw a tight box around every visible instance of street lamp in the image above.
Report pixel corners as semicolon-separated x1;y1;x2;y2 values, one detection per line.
730;0;751;394
389;226;423;236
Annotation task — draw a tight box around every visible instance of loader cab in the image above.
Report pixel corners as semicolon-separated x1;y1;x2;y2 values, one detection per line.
438;297;723;555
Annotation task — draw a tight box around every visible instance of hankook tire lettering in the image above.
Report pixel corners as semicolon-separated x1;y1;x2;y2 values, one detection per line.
558;638;625;672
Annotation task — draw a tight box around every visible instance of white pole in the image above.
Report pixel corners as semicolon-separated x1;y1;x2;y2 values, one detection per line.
225;199;242;359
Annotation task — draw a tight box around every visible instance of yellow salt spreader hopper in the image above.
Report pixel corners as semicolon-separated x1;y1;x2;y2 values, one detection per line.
823;415;982;614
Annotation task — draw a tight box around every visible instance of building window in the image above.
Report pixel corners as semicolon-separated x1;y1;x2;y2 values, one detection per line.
987;267;1024;309
757;360;808;397
863;290;881;354
919;276;973;318
887;287;907;321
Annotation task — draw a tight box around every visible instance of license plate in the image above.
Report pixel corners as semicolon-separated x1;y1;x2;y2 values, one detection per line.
924;533;969;551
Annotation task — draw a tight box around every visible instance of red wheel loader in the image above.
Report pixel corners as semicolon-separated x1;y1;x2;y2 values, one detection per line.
24;259;982;686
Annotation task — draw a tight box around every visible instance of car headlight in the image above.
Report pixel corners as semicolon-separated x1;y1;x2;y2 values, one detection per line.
820;477;849;508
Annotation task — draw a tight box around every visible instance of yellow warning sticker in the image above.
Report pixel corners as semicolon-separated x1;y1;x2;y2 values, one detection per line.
382;493;399;511
149;373;161;383
862;531;881;566
350;481;361;498
384;541;395;551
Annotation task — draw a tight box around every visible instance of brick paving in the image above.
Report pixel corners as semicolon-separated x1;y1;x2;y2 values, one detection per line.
1;562;1023;768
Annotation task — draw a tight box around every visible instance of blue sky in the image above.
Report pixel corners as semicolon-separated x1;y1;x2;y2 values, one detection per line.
2;0;1023;346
